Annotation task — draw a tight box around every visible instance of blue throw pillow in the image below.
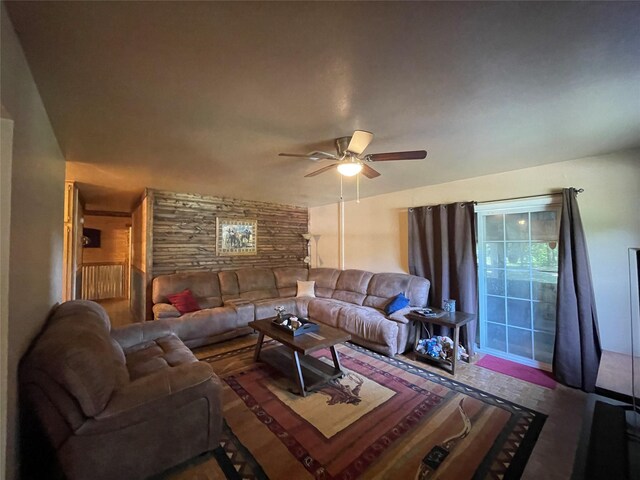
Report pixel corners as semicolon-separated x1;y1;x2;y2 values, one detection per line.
385;293;410;315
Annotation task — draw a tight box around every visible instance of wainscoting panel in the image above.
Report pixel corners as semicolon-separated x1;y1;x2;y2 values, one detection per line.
81;263;125;300
152;190;308;276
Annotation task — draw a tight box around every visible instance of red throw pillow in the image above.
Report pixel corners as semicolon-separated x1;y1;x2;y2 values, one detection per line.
166;289;200;315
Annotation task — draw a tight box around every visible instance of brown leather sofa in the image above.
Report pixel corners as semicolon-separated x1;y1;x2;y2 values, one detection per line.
20;300;223;480
152;267;430;356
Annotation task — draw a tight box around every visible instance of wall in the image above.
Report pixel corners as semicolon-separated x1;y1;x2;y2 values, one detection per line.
309;149;640;355
1;5;66;479
152;190;308;275
82;215;130;264
0;113;14;480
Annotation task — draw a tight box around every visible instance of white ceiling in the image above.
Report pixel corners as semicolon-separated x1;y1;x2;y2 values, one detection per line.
6;1;640;211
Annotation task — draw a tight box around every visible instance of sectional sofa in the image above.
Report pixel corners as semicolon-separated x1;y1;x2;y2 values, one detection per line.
152;267;430;356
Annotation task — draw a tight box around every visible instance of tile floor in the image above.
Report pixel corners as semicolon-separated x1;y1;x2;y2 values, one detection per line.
101;299;589;479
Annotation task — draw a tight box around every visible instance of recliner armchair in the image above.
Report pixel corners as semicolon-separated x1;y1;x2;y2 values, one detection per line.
20;300;223;480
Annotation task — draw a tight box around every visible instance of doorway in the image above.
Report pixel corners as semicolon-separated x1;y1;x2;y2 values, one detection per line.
80;213;132;302
476;197;561;369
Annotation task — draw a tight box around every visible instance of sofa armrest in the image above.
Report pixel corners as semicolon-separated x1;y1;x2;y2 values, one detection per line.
111;319;176;350
387;306;421;324
79;362;221;434
152;302;181;319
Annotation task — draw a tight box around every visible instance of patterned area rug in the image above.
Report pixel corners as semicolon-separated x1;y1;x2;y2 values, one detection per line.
201;341;546;479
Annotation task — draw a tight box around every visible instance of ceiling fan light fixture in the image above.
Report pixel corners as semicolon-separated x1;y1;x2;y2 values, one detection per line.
337;162;363;177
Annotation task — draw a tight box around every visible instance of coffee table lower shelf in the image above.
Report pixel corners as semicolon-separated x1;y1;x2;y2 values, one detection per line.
259;345;344;396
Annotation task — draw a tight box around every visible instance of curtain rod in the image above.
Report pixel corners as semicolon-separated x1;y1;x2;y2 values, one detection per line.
474;187;584;205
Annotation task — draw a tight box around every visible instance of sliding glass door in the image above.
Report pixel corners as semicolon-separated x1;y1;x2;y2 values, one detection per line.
477;198;561;368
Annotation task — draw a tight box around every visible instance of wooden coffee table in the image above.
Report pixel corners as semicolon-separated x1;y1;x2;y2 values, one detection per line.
249;318;351;397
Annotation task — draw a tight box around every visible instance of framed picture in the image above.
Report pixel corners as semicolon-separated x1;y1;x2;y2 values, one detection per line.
216;217;257;256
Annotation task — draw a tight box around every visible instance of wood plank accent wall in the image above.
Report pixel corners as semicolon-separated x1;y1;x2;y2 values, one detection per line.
152;190;309;276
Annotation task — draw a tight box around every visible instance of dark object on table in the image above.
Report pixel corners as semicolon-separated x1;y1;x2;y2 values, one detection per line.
413;308;444;318
271;316;319;336
82;227;101;248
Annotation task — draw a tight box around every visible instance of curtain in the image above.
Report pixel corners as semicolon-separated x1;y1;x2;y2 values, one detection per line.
553;188;601;392
408;202;478;355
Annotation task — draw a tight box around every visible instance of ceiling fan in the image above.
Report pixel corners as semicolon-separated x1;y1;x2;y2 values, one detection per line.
279;130;427;179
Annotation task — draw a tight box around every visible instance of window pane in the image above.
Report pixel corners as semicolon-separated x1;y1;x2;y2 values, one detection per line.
487;295;506;324
533;301;555;333
484;242;504;267
507;270;531;299
531;242;558;270
508;327;533;359
506;242;530;268
534;332;555;364
532;272;558;302
486;323;506;352
531;211;558;241
486;269;505;295
507;298;531;328
505;213;528;240
485;215;504;241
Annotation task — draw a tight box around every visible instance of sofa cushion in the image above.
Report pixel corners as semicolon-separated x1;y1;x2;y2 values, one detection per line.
236;268;278;301
337;306;399;354
364;273;411;309
364;272;431;309
153;272;223;308
405;275;431;307
273;267;308;297
332;269;373;305
294;296;313;318
309;268;341;298
218;270;240;301
170;307;238;341
307;298;344;328
167;289;201;315
123;334;197;381
253;297;299;320
225;300;255;327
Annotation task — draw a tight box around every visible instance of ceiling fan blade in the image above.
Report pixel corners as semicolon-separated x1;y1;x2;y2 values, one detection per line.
361;163;381;179
367;150;427;162
280;151;337;161
346;130;373;155
304;163;338;177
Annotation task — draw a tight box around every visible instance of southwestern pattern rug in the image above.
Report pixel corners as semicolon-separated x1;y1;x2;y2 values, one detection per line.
201;341;546;480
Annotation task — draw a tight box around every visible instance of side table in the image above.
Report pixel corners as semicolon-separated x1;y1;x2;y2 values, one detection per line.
405;309;476;375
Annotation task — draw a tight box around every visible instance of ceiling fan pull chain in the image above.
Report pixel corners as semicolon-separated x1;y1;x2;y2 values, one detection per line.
357;173;360;204
340;174;344;201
